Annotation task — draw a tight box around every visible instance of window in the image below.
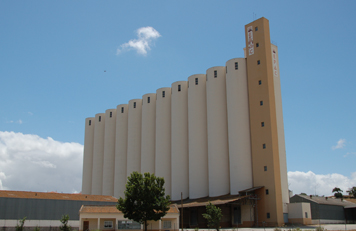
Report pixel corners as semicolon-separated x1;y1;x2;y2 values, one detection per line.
133;102;136;108
267;213;270;219
195;78;198;85
256;43;259;47
263;143;266;149
257;60;260;65
190;209;198;225
178;85;181;92
260;101;263;106
214;70;217;78
88;120;91;126
121;107;124;113
266;189;269;195
163;221;171;229
99;116;101;122
261;122;265;127
147;97;150;104
235;62;238;70
255;26;258;31
104;221;113;229
110;112;112;118
305;212;308;218
258;80;262;85
118;221;141;230
264;166;267;171
162;91;165;98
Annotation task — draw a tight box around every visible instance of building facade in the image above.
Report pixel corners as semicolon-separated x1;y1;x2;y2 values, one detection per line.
82;17;289;226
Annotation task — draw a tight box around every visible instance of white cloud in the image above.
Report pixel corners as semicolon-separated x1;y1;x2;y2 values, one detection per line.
332;138;346;150
0;131;83;193
117;26;161;55
288;170;356;196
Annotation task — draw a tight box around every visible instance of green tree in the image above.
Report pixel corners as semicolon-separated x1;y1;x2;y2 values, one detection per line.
202;202;223;231
117;172;171;231
347;187;356;197
16;217;26;231
332;187;343;198
59;215;71;231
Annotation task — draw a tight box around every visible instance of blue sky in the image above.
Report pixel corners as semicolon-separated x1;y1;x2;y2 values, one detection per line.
1;1;355;196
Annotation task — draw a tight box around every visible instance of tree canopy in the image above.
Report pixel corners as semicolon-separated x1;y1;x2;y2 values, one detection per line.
347;187;356;197
332;187;343;198
202;202;223;231
117;172;171;231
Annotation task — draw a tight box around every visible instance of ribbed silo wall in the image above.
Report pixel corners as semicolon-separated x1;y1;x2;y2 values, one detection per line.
226;58;253;194
187;74;209;199
141;93;156;175
127;99;142;176
102;109;117;196
206;66;230;197
114;104;128;199
82;117;95;195
171;81;189;200
155;87;172;196
91;113;105;195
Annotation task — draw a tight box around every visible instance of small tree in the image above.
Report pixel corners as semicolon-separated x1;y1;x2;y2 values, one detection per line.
347;187;356;197
117;172;171;231
332;187;343;198
202;202;222;231
16;217;26;231
59;215;71;231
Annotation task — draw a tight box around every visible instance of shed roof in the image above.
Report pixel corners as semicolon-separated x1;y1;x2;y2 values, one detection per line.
175;194;249;208
0;190;117;202
292;194;356;207
79;204;180;214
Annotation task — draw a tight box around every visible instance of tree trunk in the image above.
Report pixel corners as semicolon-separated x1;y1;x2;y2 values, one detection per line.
144;220;148;231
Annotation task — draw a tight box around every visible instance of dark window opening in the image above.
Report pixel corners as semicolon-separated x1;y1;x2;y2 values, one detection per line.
99;116;101;122
267;213;270;219
266;189;269;195
264;166;267;171
255;26;258;31
260;101;263;106
147;97;150;103
257;60;261;65
121;107;124;113
178;85;181;92
162;91;165;98
195;78;198;85
214;70;217;78
261;122;265;127
235;62;238;70
263;143;266;149
259;80;262;85
233;206;241;224
110;112;112;118
133;102;136;108
88;120;91;126
256;43;259;47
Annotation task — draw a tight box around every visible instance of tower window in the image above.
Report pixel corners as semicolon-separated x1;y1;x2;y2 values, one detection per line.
195;78;198;85
110;112;112;118
235;62;238;70
261;122;265;127
178;85;181;92
99;116;101;122
255;26;258;31
264;166;267;171
257;60;260;65
260;101;263;106
258;80;262;85
266;189;269;195
214;70;217;78
121;107;124;113
267;213;270;219
88;120;91;126
162;91;165;98
263;143;266;149
147;97;150;103
256;43;259;47
133;102;136;108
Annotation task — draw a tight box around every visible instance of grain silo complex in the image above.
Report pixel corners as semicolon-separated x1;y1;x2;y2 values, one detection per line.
82;17;289;227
